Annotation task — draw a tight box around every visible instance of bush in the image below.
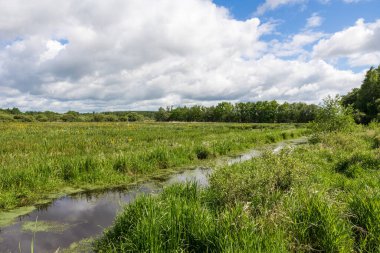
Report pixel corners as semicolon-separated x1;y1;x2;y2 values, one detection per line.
311;95;355;133
13;114;35;122
0;112;15;122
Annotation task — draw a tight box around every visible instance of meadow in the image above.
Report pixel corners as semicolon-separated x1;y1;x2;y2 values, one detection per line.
94;124;380;252
0;122;305;211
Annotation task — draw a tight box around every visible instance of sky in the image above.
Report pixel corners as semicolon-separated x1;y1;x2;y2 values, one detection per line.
0;0;379;112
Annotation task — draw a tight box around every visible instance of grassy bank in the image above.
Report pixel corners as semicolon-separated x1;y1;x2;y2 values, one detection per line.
95;125;380;252
0;122;305;211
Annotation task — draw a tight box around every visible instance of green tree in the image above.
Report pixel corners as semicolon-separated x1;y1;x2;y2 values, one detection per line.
343;66;380;123
155;107;170;121
311;95;355;132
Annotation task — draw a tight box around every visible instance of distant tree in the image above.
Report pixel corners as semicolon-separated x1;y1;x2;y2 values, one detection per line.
155;107;170;122
35;114;49;122
9;107;21;115
127;112;144;122
61;113;80;122
92;114;106;122
214;102;236;122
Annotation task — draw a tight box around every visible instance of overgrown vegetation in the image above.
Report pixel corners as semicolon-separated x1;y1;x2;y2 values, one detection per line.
95;124;380;253
0;122;304;210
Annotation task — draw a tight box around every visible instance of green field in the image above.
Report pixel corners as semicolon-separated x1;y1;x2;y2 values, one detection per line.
0;122;305;211
95;125;380;252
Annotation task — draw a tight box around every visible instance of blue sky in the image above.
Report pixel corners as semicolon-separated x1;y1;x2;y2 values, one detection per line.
214;0;379;32
0;0;379;112
214;0;380;70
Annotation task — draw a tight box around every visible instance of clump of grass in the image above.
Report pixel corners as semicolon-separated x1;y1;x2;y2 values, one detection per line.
286;192;353;252
61;162;78;181
335;151;379;178
113;156;128;173
208;151;297;215
80;157;97;173
194;146;211;160
94;183;287;253
147;147;170;169
371;135;380;149
349;191;380;252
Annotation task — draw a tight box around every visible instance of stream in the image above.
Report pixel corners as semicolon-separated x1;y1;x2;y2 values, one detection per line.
0;138;307;253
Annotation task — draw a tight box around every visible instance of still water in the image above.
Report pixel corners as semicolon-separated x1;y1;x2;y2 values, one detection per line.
0;138;306;252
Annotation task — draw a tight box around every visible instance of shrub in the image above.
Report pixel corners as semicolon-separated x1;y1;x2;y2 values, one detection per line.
0;112;14;122
311;95;355;133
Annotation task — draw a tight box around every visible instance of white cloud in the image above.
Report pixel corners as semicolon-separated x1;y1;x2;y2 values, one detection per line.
306;13;323;28
313;19;380;67
268;31;325;58
0;0;366;112
255;0;307;15
38;40;66;64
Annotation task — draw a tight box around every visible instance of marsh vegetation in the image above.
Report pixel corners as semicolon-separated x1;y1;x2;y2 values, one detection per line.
0;122;304;211
94;123;380;252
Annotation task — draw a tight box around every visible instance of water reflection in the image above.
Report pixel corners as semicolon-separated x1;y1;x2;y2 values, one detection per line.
0;138;306;252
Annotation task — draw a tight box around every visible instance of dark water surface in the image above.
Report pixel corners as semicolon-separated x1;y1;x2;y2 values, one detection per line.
0;138;306;253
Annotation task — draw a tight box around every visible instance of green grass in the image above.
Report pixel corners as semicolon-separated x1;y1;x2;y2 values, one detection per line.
95;125;380;252
0;122;305;211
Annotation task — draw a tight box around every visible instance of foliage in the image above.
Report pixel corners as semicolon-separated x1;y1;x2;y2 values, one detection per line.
311;95;355;133
159;101;319;123
342;65;380;123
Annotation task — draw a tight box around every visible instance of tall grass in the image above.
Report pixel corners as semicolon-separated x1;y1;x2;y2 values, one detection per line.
94;184;287;253
95;125;380;252
0;122;305;210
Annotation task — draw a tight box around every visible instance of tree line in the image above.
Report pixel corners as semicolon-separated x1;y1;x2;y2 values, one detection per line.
0;109;155;122
155;101;319;123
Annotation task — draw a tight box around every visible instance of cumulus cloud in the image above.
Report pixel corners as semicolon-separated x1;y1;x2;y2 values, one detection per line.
0;0;366;111
313;19;380;67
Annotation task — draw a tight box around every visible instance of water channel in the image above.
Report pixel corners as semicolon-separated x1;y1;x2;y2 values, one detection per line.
0;138;307;252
